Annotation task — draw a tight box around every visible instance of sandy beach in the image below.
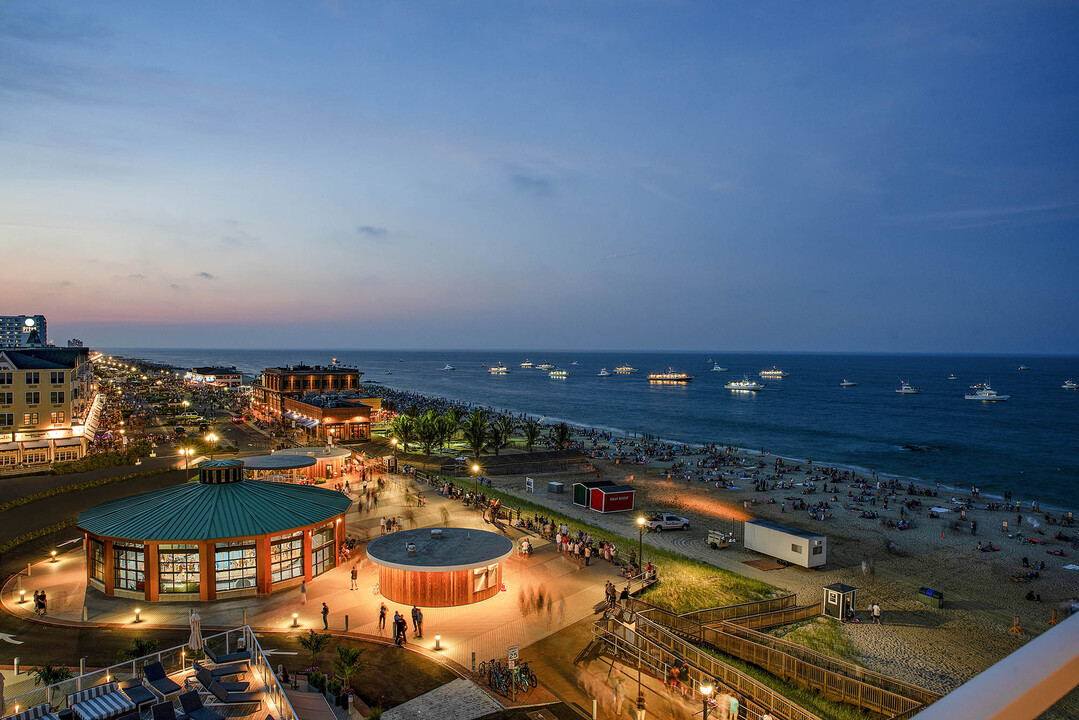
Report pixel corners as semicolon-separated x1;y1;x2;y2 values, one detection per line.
477;430;1079;713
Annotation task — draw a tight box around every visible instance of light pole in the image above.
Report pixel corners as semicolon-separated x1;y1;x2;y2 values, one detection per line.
391;437;398;473
205;433;218;460
472;463;480;498
181;447;194;481
701;684;713;720
637;516;646;571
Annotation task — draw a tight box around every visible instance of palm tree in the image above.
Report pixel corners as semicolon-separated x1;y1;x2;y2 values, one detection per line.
490;415;516;456
118;637;159;662
30;665;72;687
460;409;489;461
522;418;542;453
389;414;416;452
332;645;367;687
436;411;458;452
551;422;572;450
298;629;332;667
416;410;441;457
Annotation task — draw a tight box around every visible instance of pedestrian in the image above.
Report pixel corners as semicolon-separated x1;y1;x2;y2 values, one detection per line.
392;611;401;643
350;565;358;590
584;545;591;566
378;602;388;631
415;607;424;638
411;606;420;634
321;602;329;630
395;614;407;646
32;590;41;616
612;677;625;714
39;590;46;615
619;585;629;608
380;516;387;535
300;580;307;605
872;603;881;625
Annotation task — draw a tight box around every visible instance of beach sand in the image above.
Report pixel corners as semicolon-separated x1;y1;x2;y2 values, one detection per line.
482;434;1079;715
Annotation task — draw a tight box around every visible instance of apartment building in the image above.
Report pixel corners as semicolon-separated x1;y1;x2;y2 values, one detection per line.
0;315;47;348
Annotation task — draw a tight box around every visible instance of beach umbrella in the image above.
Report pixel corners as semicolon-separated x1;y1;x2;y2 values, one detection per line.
1;669;6;717
188;611;203;653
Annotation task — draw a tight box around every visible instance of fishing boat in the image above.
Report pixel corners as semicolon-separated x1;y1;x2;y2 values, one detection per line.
711;364;728;372
840;379;857;387
598;368;612;377
442;364;455;371
896;381;922;394
614;365;638;374
520;359;533;368
965;381;1010;401
550;369;569;379
647;368;693;383
488;364;510;374
1063;379;1077;390
1018;365;1031;371
948;374;957;380
536;362;555;371
726;377;765;391
759;366;789;378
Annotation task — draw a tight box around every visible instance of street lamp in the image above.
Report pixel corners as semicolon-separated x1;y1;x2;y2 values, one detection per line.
391;437;398;473
181;447;195;481
205;433;218;460
472;463;480;497
701;684;713;720
637;516;646;571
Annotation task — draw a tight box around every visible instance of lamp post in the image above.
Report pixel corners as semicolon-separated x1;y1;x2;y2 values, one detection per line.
205;433;218;460
472;463;480;498
181;447;194;481
700;684;713;720
637;516;646;571
391;437;398;473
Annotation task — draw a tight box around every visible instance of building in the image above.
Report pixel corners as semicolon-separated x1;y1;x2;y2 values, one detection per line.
0;315;47;348
185;366;243;389
67;339;85;347
280;393;380;442
76;459;351;602
252;363;364;417
0;346;97;467
743;519;827;568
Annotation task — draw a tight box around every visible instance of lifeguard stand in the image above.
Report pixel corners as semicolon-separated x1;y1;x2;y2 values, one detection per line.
823;582;858;620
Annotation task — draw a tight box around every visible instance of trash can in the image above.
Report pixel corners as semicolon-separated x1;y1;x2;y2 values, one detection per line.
918;587;944;608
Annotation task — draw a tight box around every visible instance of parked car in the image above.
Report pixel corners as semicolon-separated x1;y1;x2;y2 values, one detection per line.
642;512;690;532
173;425;186;436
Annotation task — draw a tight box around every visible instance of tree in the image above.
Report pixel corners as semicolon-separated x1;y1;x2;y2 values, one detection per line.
416;410;441;457
436;411;458;452
389;414;416;452
30;665;72;687
551;422;572;450
298;629;332;668
490;415;516;456
332;645;367;687
118;637;159;662
522;418;542;453
460;409;489;461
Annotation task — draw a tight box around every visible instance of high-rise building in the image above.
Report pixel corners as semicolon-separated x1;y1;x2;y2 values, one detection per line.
0;315;47;347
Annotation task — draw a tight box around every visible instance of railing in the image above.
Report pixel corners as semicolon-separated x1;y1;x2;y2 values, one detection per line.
683;594;798;625
723;603;823;630
243;626;299;720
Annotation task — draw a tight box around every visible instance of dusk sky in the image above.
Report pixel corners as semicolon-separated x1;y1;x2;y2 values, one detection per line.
3;1;1078;353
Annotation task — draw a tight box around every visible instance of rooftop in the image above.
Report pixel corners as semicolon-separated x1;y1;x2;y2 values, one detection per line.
366;527;514;572
242;454;318;470
264;364;362;374
746;518;827;540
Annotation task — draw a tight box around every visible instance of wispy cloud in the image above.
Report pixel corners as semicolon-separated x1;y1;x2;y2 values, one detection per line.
597;249;649;262
220;231;260;248
169;283;183;291
508;169;555;197
195;271;215;280
906;202;1077;223
638;180;687;207
357;225;389;238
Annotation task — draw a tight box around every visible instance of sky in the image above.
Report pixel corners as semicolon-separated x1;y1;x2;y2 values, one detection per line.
2;1;1078;353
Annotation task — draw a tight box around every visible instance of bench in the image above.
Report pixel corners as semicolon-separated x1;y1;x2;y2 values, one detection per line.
203;646;250;666
68;682;137;720
3;703;58;720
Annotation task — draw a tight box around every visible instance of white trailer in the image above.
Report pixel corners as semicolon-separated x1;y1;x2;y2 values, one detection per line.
743;519;827;568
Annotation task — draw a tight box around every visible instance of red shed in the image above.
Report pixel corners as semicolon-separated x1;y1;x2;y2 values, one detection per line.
590;484;635;513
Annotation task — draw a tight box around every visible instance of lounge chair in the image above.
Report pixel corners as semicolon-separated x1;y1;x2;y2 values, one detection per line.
203;645;250;666
191;659;246;680
68;682;137;720
118;679;157;712
178;693;224;720
150;702;179;720
143;663;183;698
207;681;262;707
193;663;249;693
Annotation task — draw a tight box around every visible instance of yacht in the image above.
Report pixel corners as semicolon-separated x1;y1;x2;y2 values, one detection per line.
571;360;579;366
1018;365;1031;371
520;359;533;369
1063;379;1077;390
711;364;728;372
647;368;693;383
536;362;555;371
550;369;569;379
948;374;957;380
726;376;765;391
614;364;638;374
442;364;455;371
839;379;857;387
965;382;1010;401
896;381;922;394
488;364;510;374
597;368;612;377
759;366;789;378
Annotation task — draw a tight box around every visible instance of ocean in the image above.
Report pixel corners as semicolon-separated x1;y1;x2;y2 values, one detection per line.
102;348;1078;510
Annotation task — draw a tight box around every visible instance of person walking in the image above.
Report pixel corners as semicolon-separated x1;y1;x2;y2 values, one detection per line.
380;516;387;535
395;614;407;646
39;590;46;616
584;544;591;566
321;602;329;630
872;603;882;625
391;611;401;643
612;677;625;715
300;580;307;605
415;607;423;638
350;565;358;590
378;603;387;631
411;606;420;634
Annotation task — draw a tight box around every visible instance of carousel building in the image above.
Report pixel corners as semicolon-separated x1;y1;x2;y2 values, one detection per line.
76;460;351;602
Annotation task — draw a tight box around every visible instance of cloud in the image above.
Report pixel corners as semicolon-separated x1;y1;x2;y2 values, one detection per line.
220;231;260;248
56;280;72;287
169;283;183;291
905;202;1077;224
195;271;215;280
508;170;555;197
638;180;687;206
357;225;389;238
598;249;649;262
122;273;146;281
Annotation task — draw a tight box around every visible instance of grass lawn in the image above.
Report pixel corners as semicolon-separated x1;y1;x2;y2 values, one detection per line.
768;617;862;665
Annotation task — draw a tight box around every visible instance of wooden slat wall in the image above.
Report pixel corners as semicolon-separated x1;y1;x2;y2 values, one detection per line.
378;564;502;607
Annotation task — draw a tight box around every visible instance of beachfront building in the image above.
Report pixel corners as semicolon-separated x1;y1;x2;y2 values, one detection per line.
76;460;351;602
366;527;514;607
0;315;47;348
251;363;364;417
0;346;98;467
280;393;379;442
185;366;243;389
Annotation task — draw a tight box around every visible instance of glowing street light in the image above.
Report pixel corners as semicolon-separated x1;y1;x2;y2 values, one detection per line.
637;516;646;570
181;447;195;481
205;433;218;460
292;612;299;628
50;550;57;563
472;463;481;497
133;608;142;623
701;684;714;720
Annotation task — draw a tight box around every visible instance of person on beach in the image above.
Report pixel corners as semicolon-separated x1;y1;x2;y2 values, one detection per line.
872;603;881;625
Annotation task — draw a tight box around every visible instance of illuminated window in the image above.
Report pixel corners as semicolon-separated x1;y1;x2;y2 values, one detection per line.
90;539;105;581
159;544;200;594
311;523;336;576
22;412;38;426
115;543;145;591
50;411;65;424
271;531;304;583
215;540;256;591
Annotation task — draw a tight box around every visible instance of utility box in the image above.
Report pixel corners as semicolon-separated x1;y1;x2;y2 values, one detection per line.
547;481;564;494
743;519;827;568
918;587;944;608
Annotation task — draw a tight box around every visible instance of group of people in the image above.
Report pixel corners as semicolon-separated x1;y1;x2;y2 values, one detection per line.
377;602;424;646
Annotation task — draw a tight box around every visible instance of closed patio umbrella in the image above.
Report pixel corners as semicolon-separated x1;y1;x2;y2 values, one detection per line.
188;611;203;653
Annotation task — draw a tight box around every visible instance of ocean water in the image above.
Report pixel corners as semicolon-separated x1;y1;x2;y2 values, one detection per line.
103;348;1079;509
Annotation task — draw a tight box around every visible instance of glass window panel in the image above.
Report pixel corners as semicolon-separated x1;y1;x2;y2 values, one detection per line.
115;543;145;591
159;543;200;594
214;540;256;592
271;531;304;583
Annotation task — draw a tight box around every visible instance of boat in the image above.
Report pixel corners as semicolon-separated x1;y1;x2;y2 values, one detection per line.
948;374;957;380
896;381;921;394
571;361;579;366
1018;365;1031;371
550;369;569;379
520;360;533;368
488;364;510;374
711;364;728;372
759;366;789;378
442;364;455;371
614;365;638;374
598;368;612;377
536;362;555;371
385;370;392;375
725;376;765;391
965;381;1010;401
647;368;693;383
1063;379;1077;390
839;379;857;387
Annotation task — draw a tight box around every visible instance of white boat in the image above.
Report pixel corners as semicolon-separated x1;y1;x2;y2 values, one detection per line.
598;368;612;377
442;364;455;371
536;362;555;371
725;376;765;391
614;364;638;374
571;360;579;366
839;379;857;387
948;374;957;380
965;381;1010;401
520;359;533;368
1018;365;1031;371
1063;379;1077;390
711;364;728;372
648;368;693;382
550;369;569;379
896;381;921;394
759;366;789;378
488;364;510;374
